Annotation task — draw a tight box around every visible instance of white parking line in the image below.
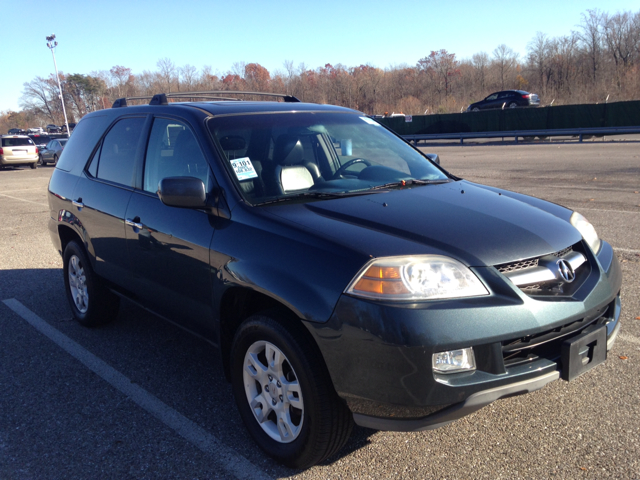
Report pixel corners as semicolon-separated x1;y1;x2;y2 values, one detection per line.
2;298;269;480
614;247;640;254
0;193;48;207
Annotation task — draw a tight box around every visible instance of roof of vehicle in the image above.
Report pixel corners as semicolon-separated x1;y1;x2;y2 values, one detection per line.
110;91;360;116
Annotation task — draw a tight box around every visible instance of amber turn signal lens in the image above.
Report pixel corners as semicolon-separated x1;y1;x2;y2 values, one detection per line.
363;266;401;279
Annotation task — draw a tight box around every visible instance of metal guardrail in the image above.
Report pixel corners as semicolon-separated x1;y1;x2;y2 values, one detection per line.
403;126;640;144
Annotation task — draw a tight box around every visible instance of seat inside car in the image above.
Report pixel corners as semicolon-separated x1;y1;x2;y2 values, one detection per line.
273;134;321;194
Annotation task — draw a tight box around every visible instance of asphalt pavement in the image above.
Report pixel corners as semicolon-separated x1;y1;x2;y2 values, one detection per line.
0;141;639;479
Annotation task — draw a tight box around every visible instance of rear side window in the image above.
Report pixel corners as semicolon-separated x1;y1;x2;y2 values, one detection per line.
94;117;146;186
56;115;112;172
2;138;34;146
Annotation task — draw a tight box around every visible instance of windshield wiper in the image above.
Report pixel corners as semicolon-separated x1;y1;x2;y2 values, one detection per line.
256;190;366;206
368;179;452;190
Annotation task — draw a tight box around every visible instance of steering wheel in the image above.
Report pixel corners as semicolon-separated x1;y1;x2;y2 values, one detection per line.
332;158;371;179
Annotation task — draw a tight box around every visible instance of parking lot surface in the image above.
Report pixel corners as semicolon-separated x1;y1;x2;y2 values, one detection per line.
1;141;639;479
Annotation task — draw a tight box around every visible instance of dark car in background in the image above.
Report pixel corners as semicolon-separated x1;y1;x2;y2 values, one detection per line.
46;124;61;133
29;134;54;151
60;122;76;133
47;91;621;469
39;138;67;166
8;128;26;135
467;90;540;111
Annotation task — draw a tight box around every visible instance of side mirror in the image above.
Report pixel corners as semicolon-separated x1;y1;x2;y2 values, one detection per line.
425;153;440;165
158;176;207;208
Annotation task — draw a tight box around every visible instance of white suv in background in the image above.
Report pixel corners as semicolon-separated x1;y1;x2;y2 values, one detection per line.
0;135;39;169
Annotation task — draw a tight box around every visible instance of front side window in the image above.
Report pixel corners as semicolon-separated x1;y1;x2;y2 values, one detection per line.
94;117;145;186
208;112;449;205
143;118;210;194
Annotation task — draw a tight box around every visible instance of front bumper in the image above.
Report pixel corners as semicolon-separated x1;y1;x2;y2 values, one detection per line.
309;241;622;430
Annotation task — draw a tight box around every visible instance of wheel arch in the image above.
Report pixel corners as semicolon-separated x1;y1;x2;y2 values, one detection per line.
218;286;321;382
58;224;83;255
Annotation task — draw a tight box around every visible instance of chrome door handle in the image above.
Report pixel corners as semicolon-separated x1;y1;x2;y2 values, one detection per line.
72;199;84;208
125;218;143;230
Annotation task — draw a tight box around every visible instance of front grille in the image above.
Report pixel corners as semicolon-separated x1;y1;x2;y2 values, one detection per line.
495;245;574;274
496;258;538;273
495;243;589;297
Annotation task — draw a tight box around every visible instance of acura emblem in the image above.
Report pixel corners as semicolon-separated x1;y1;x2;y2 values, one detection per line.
557;259;575;283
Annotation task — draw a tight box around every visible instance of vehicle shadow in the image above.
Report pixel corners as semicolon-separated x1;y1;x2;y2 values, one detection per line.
0;267;377;475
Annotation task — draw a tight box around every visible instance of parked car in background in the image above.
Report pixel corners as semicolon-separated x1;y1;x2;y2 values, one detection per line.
47;91;621;469
28;134;54;151
0;135;38;169
467;90;540;111
46;124;61;133
39;138;67;166
60;122;77;133
8;128;26;135
28;127;45;134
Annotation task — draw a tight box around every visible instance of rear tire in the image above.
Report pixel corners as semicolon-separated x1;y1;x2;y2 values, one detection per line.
63;240;120;327
508;102;518;109
231;312;353;469
30;162;37;169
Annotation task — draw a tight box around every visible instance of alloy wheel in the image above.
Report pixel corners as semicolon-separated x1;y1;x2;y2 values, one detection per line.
242;340;304;443
68;254;89;313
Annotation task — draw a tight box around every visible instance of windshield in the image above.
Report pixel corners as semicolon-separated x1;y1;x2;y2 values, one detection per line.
207;112;448;205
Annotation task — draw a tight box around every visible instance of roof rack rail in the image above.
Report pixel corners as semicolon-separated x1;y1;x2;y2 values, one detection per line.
112;91;300;108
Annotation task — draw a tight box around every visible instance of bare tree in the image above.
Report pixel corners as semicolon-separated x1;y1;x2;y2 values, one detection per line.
472;52;490;93
157;58;177;93
527;32;551;95
492;44;518;90
578;9;605;85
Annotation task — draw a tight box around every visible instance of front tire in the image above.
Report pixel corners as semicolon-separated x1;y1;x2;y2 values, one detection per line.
231;312;353;469
63;241;120;327
53;154;58;165
38;155;45;166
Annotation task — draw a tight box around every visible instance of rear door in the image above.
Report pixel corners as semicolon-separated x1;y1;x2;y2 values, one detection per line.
71;116;148;289
124;116;216;333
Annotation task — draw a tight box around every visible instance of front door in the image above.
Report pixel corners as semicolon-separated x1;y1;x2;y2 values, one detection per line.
124;116;216;334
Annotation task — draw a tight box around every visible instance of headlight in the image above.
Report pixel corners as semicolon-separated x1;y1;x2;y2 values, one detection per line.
345;255;489;301
570;211;601;254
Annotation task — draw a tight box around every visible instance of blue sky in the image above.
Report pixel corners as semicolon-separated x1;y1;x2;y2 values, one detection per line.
1;0;638;112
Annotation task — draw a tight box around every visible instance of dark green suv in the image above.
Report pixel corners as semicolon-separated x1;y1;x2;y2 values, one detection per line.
47;92;622;468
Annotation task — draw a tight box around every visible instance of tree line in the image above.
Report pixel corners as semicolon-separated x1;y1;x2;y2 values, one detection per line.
3;7;639;131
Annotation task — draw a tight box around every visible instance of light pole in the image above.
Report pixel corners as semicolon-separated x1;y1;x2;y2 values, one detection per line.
46;34;70;135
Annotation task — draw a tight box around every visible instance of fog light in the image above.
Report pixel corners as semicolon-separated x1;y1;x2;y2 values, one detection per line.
432;348;476;374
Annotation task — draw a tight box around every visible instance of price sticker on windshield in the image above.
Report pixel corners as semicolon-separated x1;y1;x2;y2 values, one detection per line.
230;157;258;181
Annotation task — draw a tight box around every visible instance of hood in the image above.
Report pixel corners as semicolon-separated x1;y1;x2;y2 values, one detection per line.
266;180;581;267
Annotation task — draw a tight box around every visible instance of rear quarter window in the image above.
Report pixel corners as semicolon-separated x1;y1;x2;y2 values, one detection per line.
55;115;112;172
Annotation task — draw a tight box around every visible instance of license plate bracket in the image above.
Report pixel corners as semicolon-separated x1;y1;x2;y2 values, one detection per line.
561;325;607;381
